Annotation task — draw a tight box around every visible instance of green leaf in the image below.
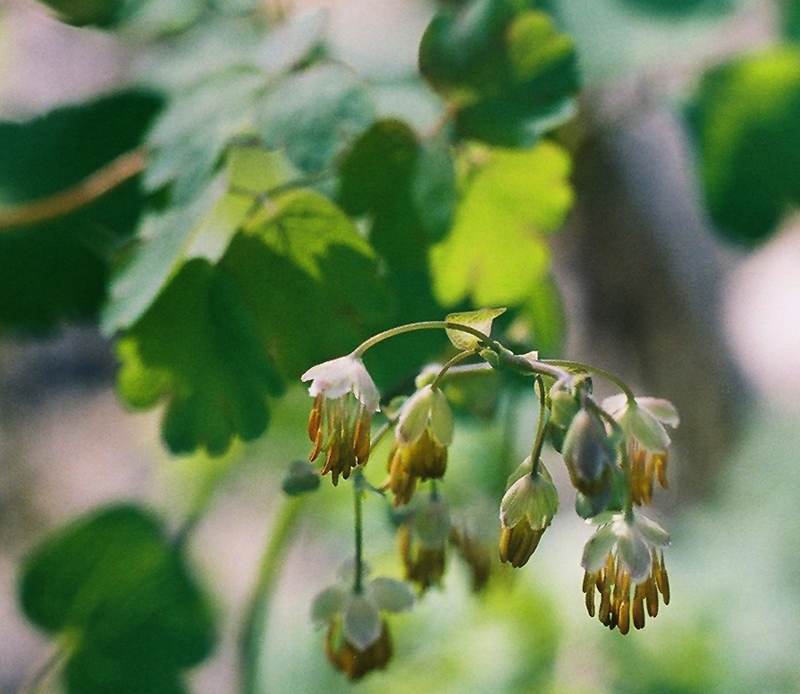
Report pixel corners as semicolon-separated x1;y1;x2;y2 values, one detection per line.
445;308;506;351
116;189;391;455
612;0;734;19
19;504;215;692
521;272;565;356
338;120;456;270
116;258;284;455
145;69;269;203
0;91;162;331
282;460;321;496
419;0;519;105
419;2;578;146
103;146;295;334
430;142;573;308
687;47;800;245
39;0;125;27
256;62;375;174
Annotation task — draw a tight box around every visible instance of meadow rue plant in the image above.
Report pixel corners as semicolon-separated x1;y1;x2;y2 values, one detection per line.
299;310;680;677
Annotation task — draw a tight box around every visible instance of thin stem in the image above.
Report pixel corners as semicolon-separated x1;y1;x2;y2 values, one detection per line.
352;321;500;358
0;148;148;230
16;635;73;694
528;376;548;477
240;496;305;694
543;359;635;401
431;350;476;390
353;469;365;594
497;349;573;383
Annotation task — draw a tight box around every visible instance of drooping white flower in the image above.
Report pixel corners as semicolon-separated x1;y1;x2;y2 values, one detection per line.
602;394;679;453
581;511;671;634
302;355;380;485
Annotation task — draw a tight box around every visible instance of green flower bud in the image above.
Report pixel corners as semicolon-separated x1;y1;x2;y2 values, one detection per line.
562;408;617;495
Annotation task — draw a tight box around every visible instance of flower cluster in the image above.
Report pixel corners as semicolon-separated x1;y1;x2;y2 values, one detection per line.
299;310;681;678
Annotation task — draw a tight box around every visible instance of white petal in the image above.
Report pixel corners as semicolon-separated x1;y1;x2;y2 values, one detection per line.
601;393;628;417
397;386;433;444
429;388;454;446
350;359;380;412
617;526;652;584
367;577;415;613
634;513;671;548
302;356;356;399
637;397;680;428
342;594;382;650
627;406;670;452
581;524;617;573
310;586;346;624
505;456;534;488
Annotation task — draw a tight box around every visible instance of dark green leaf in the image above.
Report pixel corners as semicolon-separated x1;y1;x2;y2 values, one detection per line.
39;0;125;27
0;91;162;330
116;189;391;455
338;120;456;268
785;0;800;42
282;460;321;496
255;63;375;174
419;0;519;105
687;47;800;245
19;504;215;690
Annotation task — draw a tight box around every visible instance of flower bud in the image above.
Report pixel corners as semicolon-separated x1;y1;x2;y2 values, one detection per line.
562;409;616;496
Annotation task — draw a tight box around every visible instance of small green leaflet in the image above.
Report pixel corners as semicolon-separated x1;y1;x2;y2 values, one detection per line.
445;308;506;351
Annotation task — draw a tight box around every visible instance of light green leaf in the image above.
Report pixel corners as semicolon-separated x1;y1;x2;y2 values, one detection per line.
431;142;573;308
445;308;506;351
104;146;295;334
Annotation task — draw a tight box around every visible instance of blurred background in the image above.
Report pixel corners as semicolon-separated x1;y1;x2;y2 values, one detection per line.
2;0;800;693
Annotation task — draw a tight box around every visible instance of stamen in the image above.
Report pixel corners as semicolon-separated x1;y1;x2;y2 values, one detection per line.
585;583;596;617
645;577;659;618
632;584;646;629
618;598;630;635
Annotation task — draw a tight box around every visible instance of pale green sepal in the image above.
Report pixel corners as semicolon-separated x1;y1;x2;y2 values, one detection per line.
638;397;680;428
397;386;433;444
617;526;651;584
367;577;415;613
625;406;670;453
445;308;506;351
581;524;616;573
506;455;534;488
310;586;346;624
429;388;454;446
342;594;382;650
635;514;671;548
500;475;533;529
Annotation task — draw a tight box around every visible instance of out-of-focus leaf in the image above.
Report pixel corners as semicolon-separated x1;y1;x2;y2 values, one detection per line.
454;10;578;146
687;47;800;245
20;504;215;694
39;0;125;27
612;0;734;18
116;189;391;455
253;8;327;75
103;146;294;333
430;142;573;308
521;272;565;356
420;2;578;145
116;259;284;455
785;0;800;42
0;91;162;330
256;63;375;174
145;69;269;202
338;120;456;269
419;0;519;106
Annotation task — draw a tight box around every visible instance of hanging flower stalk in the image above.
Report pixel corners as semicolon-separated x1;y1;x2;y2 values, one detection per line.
297;308;681;678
